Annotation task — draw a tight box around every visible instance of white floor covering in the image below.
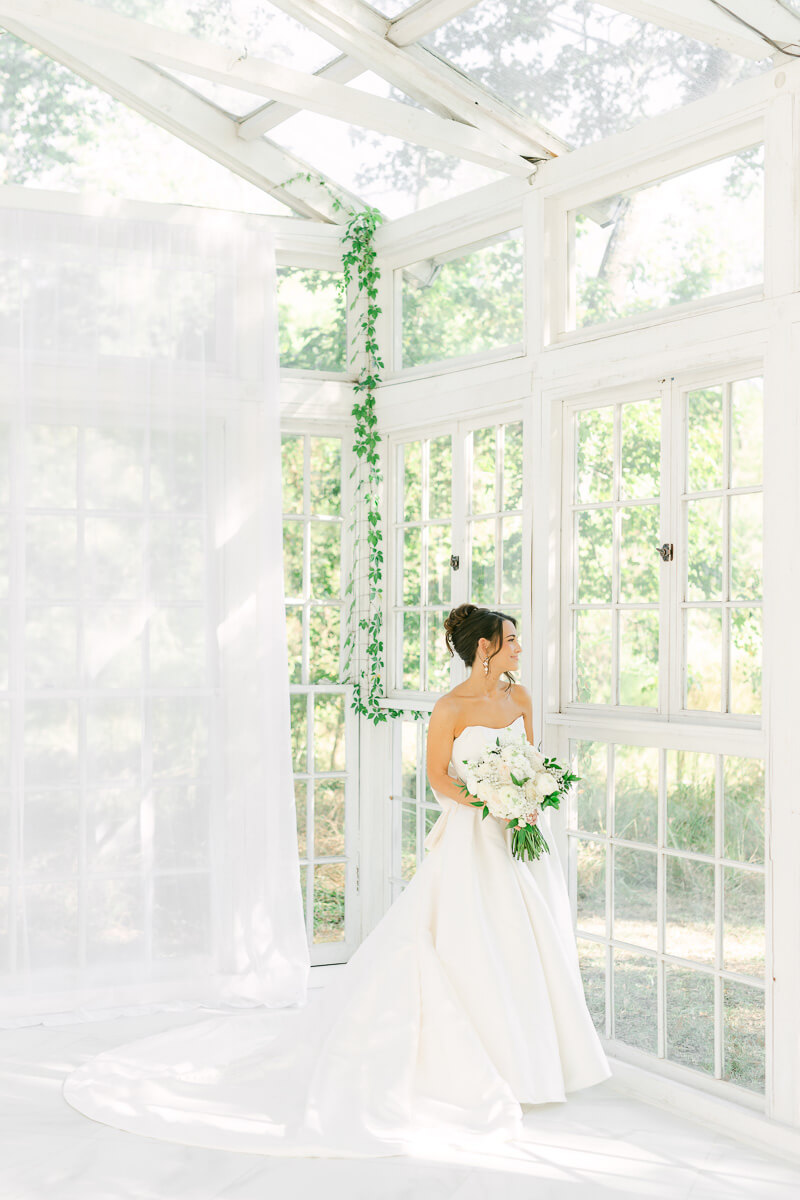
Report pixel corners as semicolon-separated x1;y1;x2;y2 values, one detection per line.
3;998;800;1200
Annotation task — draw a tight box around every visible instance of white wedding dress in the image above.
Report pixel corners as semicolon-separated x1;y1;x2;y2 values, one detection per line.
62;716;612;1158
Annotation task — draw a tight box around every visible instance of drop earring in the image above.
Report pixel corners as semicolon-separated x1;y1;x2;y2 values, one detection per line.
483;657;489;676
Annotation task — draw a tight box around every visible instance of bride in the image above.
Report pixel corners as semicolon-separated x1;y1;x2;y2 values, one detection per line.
62;603;612;1158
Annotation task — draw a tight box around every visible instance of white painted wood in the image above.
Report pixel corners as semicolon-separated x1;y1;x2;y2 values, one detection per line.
720;0;800;47
0;19;357;222
236;55;363;140
266;0;569;158
580;0;773;58
387;0;485;46
3;0;534;175
762;315;800;1126
764;91;799;299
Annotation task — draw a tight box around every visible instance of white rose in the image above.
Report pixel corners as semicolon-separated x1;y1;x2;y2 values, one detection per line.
534;771;558;797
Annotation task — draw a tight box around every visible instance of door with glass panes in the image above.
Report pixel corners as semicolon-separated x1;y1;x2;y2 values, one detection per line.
562;366;766;1100
387;413;528;896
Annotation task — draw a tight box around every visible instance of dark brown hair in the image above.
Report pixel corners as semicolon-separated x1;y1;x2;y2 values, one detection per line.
443;604;518;688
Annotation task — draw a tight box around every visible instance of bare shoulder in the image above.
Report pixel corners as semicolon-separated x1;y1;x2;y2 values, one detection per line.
509;681;533;713
429;692;459;730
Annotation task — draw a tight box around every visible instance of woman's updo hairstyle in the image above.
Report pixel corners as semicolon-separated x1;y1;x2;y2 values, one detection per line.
443;603;518;686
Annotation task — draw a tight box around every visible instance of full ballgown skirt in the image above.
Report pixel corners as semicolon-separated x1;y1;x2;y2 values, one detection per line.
62;717;612;1157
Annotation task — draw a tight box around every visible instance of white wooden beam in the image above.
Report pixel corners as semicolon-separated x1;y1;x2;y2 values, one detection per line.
266;0;569;158
0;0;535;175
587;0;791;59
388;0;488;47
0;19;360;221
237;54;363;139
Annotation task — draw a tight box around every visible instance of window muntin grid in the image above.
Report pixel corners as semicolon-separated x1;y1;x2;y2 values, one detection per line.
388;714;440;900
570;394;662;709
682;377;763;715
1;418;216;976
281;432;354;953
468;419;524;622
392;433;454;695
568;737;766;1097
566;372;763;718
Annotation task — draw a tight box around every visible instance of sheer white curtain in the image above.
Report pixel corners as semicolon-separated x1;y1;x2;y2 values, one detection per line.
0;199;309;1024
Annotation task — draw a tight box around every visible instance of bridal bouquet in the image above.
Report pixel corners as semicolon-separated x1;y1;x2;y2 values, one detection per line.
457;729;580;861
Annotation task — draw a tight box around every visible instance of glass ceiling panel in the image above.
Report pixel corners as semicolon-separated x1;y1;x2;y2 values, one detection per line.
269;107;504;219
422;0;771;147
0;34;296;216
164;70;265;117
368;0;419;15
85;0;343;71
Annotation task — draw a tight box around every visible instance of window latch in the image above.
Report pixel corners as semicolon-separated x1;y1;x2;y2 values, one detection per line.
450;554;460;571
657;542;674;562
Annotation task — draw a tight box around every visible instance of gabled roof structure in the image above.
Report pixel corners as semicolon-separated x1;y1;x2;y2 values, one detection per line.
0;0;792;223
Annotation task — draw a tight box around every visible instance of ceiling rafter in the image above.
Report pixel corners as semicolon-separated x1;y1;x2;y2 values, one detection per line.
266;0;570;157
237;54;364;139
578;0;786;59
388;0;486;47
0;17;361;222
0;0;536;176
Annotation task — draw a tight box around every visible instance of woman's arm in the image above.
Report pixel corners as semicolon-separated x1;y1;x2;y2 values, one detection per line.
425;700;476;807
511;682;534;744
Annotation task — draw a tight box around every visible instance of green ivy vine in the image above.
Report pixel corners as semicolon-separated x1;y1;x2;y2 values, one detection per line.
278;173;420;725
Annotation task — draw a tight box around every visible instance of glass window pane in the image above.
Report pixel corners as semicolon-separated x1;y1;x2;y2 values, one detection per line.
576;839;605;935
286;607;302;684
315;779;345;858
613;846;657;950
25;700;79;785
26;516;77;600
614;744;658;843
501;516;522;605
618;610;659;707
685;607;722;711
428;436;451;519
26;606;79;690
574;148;764;330
723;756;764;865
472;426;496;514
282;520;304;598
730;378;763;488
426;612;451;693
723;867;764;978
723;980;765;1093
471;518;496;606
314;694;346;774
295;779;307;859
401;801;416;880
576;407;613;503
575;609;612;703
427;525;451;607
280;434;304;515
686;499;723;601
620;398;660;500
290;694;308;773
401;232;523;368
619;504;659;603
309;522;341;599
402;612;421;691
402;442;422;522
613;948;657;1054
313;862;345;943
569;739;606;834
308;607;340;685
402;526;422;606
576;509;612;604
277;267;345;372
665;856;715;964
309;438;341;517
730;493;762;601
666;965;715;1075
502;421;523;510
666;749;715;855
730;607;761;714
578;939;606;1033
687;387;723;492
401;721;417;799
26;424;77;509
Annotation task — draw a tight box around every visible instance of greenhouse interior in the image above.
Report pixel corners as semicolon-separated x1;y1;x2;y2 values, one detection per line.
2;0;800;1194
